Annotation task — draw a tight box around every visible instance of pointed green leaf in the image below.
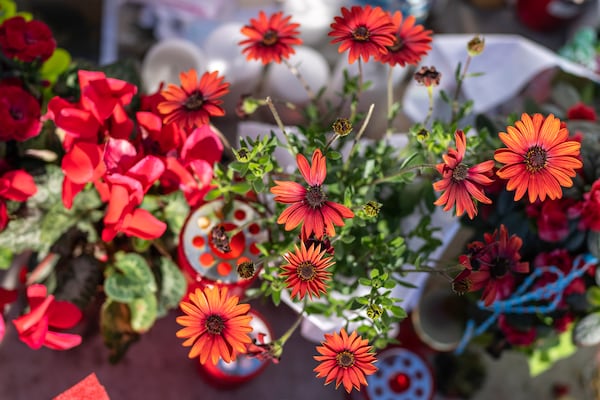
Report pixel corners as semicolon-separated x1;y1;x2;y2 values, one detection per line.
129;294;158;333
157;257;187;317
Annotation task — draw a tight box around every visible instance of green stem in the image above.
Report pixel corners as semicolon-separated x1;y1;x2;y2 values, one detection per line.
342;103;375;172
451;55;472;122
423;85;434;128
278;300;307;346
349;59;364;123
265;96;295;156
386;65;395;137
283;58;316;103
371;163;437;186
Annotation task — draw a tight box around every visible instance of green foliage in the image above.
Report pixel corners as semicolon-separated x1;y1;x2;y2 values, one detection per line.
156;256;187;317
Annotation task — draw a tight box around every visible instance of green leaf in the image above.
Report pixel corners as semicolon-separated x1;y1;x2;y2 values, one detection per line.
157;257;187;317
104;252;157;302
100;299;140;363
129;293;158;333
40;48;71;84
587;286;600;307
328;151;342;160
0;247;13;270
528;328;576;376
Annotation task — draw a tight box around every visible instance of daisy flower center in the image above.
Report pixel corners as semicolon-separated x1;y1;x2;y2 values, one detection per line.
205;314;225;335
336;351;355;368
297;261;317;281
452;163;469;182
452;278;472;295
491;257;509;278
305;185;327;209
388;37;404;52
352;26;370;42
262;29;278;46
184;91;205;111
524;146;547;172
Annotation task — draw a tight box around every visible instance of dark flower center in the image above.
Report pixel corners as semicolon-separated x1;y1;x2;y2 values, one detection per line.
491;257;509;278
452;278;472;295
205;315;225;335
297;261;316;281
524;146;547;172
9;107;23;121
452;163;469;182
388;37;404;52
184;91;204;111
336;351;355;368
305;185;327;208
262;29;278;46
352;26;370;41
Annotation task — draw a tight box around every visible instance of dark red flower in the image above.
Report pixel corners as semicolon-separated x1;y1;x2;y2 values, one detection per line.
533;249;585;299
525;198;573;242
12;284;82;350
498;315;536;347
573;178;600;231
0;16;56;62
0;84;42;142
566;102;596;121
78;70;137;123
454;225;529;306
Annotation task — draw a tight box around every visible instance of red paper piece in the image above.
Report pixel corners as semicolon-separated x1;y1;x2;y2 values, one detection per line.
53;373;110;400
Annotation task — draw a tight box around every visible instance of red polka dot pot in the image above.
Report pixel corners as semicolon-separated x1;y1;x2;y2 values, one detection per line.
178;199;268;297
362;347;434;400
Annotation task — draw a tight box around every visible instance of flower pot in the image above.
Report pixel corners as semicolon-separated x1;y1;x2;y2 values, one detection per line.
178;198;268;298
196;309;274;389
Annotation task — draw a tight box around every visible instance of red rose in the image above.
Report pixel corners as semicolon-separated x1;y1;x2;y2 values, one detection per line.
0;84;42;141
0;16;56;62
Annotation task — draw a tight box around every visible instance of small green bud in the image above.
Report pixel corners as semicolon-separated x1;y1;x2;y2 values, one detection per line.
332;118;353;137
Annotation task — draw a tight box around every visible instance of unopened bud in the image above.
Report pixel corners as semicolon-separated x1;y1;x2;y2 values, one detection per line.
332;118;353;137
467;35;485;56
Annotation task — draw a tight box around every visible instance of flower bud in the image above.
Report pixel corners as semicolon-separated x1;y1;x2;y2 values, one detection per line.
366;304;383;320
332;117;353;137
234;147;251;163
237;260;256;279
467;35;485;56
362;201;382;217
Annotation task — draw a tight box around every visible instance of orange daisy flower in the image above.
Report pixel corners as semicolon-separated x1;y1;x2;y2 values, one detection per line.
314;328;378;393
157;69;229;130
239;11;302;64
328;5;396;64
270;149;354;239
376;11;433;67
433;130;495;219
176;286;253;365
281;242;334;300
494;113;583;203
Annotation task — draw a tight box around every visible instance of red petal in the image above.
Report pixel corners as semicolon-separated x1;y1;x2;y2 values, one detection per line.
121;208;167;239
0;170;37;201
48;300;82;329
43;330;82;350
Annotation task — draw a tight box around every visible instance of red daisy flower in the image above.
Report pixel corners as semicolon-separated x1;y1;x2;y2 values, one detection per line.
157;69;229;130
494;113;583;203
433;130;495;219
376;11;433;67
281;242;334;300
314;328;378;393
176;286;253;365
453;225;529;306
270;149;354;239
328;5;396;64
239;11;302;64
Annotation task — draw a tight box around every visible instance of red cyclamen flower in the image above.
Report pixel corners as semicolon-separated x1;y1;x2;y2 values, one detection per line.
433;130;495;219
376;11;433;67
329;5;396;64
12;284;82;350
566;102;596;121
271;149;354;239
240;11;303;64
0;16;56;62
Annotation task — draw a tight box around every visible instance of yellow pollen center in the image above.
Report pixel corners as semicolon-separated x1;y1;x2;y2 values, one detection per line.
262;29;278;46
525;146;547;172
205;315;225;335
297;261;316;281
336;351;355;368
353;26;370;41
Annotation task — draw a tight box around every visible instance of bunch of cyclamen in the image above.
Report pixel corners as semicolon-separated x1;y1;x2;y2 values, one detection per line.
0;3;590;396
